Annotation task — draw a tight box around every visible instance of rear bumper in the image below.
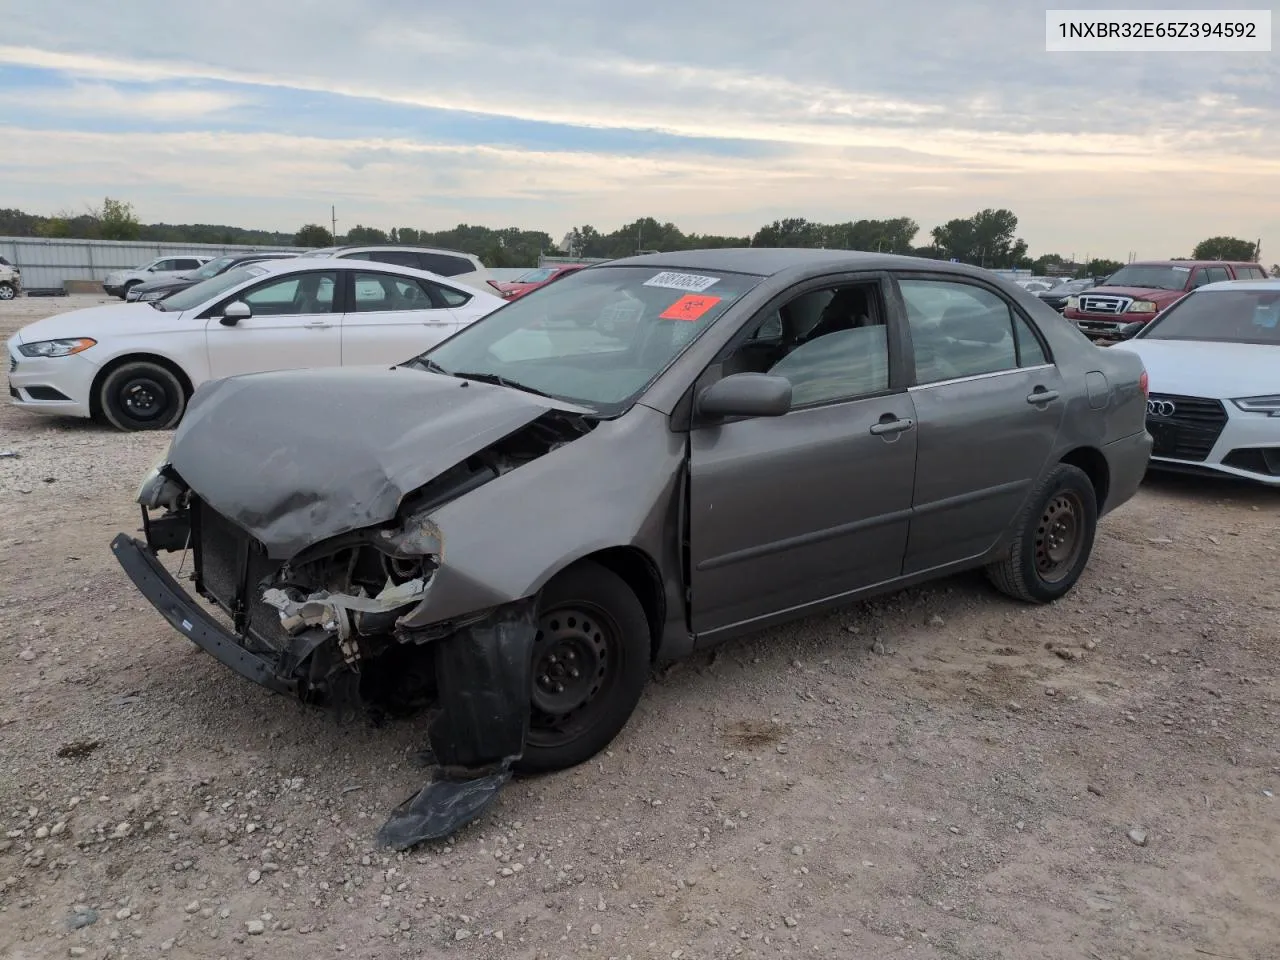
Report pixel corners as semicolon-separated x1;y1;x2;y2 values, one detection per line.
110;533;296;695
1101;430;1153;514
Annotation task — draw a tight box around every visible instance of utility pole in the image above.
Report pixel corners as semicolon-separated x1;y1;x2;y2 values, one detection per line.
331;206;338;242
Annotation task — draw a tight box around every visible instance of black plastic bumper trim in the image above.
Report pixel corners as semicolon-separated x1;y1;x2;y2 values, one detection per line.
110;533;295;696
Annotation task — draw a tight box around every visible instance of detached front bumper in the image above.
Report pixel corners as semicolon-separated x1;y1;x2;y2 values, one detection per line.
110;534;297;694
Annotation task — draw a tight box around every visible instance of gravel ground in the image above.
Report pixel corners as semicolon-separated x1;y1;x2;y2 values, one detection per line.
2;295;1278;960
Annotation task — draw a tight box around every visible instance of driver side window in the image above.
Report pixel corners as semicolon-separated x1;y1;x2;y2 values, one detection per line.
720;282;890;407
239;272;337;315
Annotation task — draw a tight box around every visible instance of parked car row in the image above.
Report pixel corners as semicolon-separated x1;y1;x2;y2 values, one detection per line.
8;257;505;430
126;252;299;301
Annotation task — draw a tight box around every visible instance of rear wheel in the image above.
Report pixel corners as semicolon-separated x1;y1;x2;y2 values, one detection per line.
986;463;1097;604
0;282;15;301
515;562;650;774
97;360;187;432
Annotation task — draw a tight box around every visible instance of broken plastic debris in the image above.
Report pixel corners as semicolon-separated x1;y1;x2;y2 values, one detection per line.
377;770;511;850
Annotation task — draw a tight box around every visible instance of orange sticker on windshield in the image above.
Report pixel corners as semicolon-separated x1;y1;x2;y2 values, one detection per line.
659;294;721;321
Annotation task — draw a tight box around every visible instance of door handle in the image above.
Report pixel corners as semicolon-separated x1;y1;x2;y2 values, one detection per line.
1027;388;1059;404
304;320;332;329
869;417;915;436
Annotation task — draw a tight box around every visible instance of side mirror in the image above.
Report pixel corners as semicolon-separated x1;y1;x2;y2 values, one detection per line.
220;301;251;326
696;373;792;420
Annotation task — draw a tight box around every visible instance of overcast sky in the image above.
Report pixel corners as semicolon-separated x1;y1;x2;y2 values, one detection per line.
0;0;1275;259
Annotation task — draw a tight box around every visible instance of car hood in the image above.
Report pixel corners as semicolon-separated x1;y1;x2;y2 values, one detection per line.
14;301;171;343
167;365;595;559
1112;339;1280;399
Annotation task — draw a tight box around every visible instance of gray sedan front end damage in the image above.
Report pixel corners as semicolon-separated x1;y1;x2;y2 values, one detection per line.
113;367;611;846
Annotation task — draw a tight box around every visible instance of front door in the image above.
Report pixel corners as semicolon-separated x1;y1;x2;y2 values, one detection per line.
688;276;917;637
340;271;462;367
203;269;341;378
895;275;1066;574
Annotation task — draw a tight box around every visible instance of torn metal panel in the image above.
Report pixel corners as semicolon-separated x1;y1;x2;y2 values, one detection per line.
168;366;594;559
374;599;537;848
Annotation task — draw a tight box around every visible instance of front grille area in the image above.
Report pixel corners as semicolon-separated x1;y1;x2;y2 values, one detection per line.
1146;393;1228;462
1078;294;1132;315
194;499;288;652
1222;448;1280;477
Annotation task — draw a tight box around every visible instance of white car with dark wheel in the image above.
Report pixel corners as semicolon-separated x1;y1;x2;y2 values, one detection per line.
1112;278;1280;486
7;258;506;431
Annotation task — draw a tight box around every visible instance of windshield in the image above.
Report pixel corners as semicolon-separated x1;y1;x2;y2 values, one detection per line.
413;265;764;414
193;256;236;279
1141;289;1280;345
159;265;269;312
1100;265;1190;291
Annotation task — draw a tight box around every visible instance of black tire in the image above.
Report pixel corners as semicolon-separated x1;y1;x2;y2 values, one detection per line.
986;463;1098;604
0;282;15;301
120;280;140;300
516;562;650;774
97;360;187;432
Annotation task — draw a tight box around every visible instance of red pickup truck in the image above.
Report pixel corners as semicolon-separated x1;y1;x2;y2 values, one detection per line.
1064;260;1269;342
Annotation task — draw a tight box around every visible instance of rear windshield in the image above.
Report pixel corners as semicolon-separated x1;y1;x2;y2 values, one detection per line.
414;265;764;415
1099;265;1190;291
1140;289;1280;344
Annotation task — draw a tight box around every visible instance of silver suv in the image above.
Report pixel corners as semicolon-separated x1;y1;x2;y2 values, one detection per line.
0;256;21;300
102;256;212;300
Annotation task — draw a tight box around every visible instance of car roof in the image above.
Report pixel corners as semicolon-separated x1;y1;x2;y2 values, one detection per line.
600;247;999;282
1124;260;1258;268
241;255;499;293
305;244;480;261
1196;277;1280;293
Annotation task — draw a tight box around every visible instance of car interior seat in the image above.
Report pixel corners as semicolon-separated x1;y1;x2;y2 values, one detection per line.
768;325;889;406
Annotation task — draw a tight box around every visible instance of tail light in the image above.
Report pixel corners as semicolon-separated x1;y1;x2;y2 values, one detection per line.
1139;370;1149;396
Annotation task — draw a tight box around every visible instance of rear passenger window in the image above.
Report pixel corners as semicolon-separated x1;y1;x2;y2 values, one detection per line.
367;251;421;269
429;282;471;307
1205;267;1230;283
421;254;472;277
900;279;1048;383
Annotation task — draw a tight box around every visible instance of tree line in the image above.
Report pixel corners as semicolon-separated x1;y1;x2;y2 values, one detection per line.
3;199;1273;278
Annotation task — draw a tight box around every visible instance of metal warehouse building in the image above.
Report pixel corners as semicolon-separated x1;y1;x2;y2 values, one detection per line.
0;237;305;294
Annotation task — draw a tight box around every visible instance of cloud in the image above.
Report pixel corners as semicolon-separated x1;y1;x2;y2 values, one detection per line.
0;79;242;119
0;0;1275;257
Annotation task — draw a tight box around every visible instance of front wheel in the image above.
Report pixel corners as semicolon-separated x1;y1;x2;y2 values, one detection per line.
515;562;650;774
0;282;15;301
986;463;1098;604
97;360;187;431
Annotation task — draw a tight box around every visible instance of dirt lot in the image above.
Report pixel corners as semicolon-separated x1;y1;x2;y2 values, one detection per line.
1;295;1277;960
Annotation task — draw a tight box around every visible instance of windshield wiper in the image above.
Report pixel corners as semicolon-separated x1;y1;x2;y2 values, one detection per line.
450;370;560;400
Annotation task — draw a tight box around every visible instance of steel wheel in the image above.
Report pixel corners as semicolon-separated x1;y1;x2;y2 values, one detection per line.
1034;490;1085;583
98;360;187;431
528;602;618;745
0;283;15;301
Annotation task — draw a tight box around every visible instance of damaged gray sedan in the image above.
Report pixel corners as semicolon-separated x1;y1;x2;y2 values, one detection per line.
112;249;1152;846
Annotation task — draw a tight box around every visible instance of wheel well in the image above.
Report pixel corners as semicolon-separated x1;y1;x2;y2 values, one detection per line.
1060;446;1110;511
89;354;194;421
569;548;666;661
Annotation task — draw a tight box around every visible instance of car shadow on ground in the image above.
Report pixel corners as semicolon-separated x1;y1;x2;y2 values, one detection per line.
1140;469;1276;506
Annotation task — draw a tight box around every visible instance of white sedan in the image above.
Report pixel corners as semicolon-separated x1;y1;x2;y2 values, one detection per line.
7;258;506;431
1112;278;1280;486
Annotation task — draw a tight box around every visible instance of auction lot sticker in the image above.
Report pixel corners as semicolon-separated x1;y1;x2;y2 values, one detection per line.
659;294;722;321
644;271;721;293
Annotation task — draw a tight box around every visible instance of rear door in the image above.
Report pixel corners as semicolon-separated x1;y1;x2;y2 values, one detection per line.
203;270;342;377
340;270;462;366
894;274;1066;574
